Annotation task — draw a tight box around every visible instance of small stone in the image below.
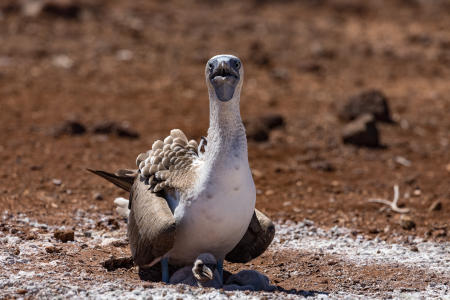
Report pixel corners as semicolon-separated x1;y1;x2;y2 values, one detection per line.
30;165;43;171
395;156;412;167
92;121;139;139
410;245;419;252
265;189;274;196
298;61;323;73
25;232;37;240
101;256;134;271
338;89;393;123
400;215;416;230
342;114;380;147
368;228;380;234
111;240;128;247
45;245;61;253
310;160;336;172
246;121;269;142
142;282;153;289
116;49;133;61
432;229;446;238
93;192;103;201
54;230;74;242
252;169;263;178
259;114;285;130
16;289;27;295
52;179;62;186
23;0;81;19
52;55;74;69
245;114;284;142
51;120;86;137
429;200;442;212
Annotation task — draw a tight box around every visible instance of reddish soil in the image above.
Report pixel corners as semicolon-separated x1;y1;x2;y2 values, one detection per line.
0;0;449;296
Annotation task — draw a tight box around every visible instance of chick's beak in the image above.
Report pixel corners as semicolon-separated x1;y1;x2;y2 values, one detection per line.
193;264;215;283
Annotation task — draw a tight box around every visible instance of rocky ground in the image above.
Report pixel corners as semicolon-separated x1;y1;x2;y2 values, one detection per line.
0;0;449;298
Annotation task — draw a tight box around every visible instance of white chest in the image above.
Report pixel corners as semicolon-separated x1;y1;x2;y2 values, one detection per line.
170;160;256;264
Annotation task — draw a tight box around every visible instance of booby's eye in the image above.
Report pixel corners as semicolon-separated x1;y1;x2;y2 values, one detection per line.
234;60;241;70
208;63;214;72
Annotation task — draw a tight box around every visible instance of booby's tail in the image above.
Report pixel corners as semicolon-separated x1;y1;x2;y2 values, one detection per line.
87;168;137;217
87;169;136;192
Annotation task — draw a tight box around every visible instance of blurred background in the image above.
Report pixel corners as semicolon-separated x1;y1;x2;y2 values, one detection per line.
0;0;449;240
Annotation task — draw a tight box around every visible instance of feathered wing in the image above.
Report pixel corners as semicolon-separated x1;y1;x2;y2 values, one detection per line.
128;178;176;267
225;209;275;263
136;129;201;193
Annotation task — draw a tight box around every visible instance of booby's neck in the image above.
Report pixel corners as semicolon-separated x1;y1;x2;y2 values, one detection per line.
204;94;248;166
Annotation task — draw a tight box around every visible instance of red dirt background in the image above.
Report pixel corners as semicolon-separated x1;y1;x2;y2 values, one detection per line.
0;0;449;294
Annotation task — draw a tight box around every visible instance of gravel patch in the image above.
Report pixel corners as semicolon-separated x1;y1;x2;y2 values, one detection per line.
0;211;448;299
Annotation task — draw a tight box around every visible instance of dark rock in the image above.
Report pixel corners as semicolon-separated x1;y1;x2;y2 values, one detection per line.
249;41;271;67
45;245;61;253
246;122;269;142
298;62;323;73
92;121;139;139
54;230;74;242
51;120;86;137
42;0;80;19
260;114;285;129
342;114;380;147
102;256;134;271
339;89;393;123
400;215;416;230
245;114;285;142
30;165;43;171
410;245;419;252
111;240;128;247
16;289;27;295
432;229;446;238
22;0;80;19
93;192;103;201
310;160;336;172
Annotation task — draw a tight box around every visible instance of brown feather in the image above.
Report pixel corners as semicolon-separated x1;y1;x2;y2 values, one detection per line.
87;169;136;192
225;209;275;263
128;178;176;266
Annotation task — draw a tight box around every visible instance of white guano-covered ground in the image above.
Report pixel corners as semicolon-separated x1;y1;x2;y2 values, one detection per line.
0;210;449;299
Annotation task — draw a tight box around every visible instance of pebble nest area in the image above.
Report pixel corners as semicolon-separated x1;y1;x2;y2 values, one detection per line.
0;0;449;299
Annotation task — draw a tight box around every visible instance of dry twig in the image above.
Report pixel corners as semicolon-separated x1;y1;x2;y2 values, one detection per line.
368;185;410;214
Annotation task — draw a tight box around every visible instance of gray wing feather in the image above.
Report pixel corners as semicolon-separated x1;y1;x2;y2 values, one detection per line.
128;178;176;267
136;129;199;193
225;209;275;263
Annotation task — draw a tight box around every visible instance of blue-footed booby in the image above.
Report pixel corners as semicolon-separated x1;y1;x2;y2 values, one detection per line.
88;55;275;284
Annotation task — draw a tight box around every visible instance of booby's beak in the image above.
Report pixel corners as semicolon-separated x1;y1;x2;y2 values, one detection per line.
193;263;216;283
207;55;241;102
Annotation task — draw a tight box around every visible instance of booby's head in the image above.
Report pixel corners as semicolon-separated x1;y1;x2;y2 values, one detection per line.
206;54;243;102
192;253;217;283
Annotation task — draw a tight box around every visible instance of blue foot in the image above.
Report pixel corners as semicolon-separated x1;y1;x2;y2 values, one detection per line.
161;257;169;283
217;259;224;285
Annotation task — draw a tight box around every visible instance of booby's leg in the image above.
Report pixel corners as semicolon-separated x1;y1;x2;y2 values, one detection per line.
217;259;224;285
161;257;169;283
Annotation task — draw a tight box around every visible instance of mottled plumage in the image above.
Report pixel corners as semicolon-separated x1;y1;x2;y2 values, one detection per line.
136;129;201;193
